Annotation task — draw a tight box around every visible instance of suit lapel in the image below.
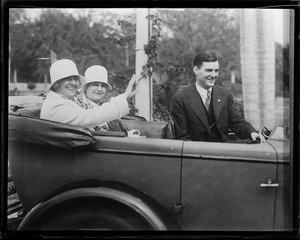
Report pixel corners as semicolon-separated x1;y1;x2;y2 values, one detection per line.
185;85;210;132
212;86;225;121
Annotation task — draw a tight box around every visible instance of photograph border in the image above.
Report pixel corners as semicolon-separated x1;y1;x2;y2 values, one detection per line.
1;0;299;239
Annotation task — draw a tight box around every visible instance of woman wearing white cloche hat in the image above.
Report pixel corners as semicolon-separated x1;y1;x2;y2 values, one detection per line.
75;65;112;110
40;59;137;128
75;65;113;131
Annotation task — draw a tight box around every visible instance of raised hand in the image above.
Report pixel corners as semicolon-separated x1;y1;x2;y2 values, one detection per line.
124;74;138;99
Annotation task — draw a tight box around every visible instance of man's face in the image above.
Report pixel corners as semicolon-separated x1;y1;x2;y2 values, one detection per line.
56;76;80;99
85;82;107;103
193;61;219;89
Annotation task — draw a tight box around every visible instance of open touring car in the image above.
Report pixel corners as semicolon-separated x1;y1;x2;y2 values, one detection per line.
7;95;294;232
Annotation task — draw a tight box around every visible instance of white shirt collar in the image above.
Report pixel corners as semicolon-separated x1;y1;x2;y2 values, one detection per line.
195;82;212;99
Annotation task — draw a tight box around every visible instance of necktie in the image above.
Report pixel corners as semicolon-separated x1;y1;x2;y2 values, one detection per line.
205;90;211;112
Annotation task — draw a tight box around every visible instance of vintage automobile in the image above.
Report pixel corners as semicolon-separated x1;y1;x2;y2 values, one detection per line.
7;95;294;232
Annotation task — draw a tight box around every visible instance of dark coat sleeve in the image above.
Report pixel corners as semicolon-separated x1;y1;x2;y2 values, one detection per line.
170;92;192;141
226;92;257;139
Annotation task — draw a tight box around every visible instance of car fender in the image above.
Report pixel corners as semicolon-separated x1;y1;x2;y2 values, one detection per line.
19;181;180;230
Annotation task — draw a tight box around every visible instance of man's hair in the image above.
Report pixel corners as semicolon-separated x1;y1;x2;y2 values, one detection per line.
192;51;218;68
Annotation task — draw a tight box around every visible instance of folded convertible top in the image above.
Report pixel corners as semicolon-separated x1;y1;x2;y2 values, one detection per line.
9;114;95;150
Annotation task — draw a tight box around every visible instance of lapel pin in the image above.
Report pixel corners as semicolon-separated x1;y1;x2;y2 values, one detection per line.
218;99;220;102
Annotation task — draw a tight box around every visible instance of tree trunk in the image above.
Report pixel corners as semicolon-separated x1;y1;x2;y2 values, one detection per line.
240;9;276;130
13;69;17;85
50;50;57;64
231;70;235;84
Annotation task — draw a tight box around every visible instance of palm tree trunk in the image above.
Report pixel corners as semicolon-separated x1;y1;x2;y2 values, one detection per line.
240;9;276;130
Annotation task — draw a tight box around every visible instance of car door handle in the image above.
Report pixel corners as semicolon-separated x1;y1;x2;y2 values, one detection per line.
260;183;279;188
260;179;279;188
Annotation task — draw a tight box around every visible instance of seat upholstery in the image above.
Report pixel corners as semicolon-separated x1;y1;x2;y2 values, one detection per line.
12;106;41;118
11;106;174;139
122;119;173;139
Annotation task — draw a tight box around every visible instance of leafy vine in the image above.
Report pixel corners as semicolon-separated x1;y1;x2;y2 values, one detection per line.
144;14;162;75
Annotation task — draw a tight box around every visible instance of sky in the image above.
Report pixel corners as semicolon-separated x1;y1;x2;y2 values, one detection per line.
272;10;284;44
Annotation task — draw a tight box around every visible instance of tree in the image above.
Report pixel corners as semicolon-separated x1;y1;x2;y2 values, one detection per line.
275;43;290;97
157;9;240;84
10;8;262;122
9;9;136;84
148;9;241;121
9;9;36;82
9;8;138;111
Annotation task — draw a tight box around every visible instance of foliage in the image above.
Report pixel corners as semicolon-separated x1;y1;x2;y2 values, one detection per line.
275;43;290;97
157;9;241;85
9;87;21;96
282;45;290;96
9;9;289;121
143;9;242;121
10;10;134;81
9;9;37;82
27;82;36;90
108;19;136;48
9;8;29;25
8;9;243;121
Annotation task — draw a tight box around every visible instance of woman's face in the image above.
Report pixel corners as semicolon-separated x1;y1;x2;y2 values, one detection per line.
85;82;107;103
55;76;80;99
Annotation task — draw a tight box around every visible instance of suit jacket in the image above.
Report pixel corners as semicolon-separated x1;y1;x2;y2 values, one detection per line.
170;84;256;142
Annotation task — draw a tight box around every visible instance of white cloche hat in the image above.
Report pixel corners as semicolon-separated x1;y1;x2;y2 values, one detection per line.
84;65;112;90
50;59;85;88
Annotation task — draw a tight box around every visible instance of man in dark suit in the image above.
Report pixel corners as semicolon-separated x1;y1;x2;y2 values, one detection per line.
170;51;265;143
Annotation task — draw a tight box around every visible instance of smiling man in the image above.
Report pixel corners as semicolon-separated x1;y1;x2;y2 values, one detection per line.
170;51;264;143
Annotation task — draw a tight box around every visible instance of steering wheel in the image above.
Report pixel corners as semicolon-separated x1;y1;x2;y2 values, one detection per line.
258;126;271;140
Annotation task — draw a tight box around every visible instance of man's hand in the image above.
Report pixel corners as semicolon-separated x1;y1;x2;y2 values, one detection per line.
251;132;266;143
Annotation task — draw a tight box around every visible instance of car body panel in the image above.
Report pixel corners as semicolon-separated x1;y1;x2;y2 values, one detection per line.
181;141;279;231
273;162;292;231
7;102;293;231
268;139;292;231
8;129;183;219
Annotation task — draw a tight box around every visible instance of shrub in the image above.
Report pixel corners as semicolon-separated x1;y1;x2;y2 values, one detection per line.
9;87;20;96
27;82;36;91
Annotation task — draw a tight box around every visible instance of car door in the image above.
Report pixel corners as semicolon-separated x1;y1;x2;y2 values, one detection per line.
181;141;278;231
